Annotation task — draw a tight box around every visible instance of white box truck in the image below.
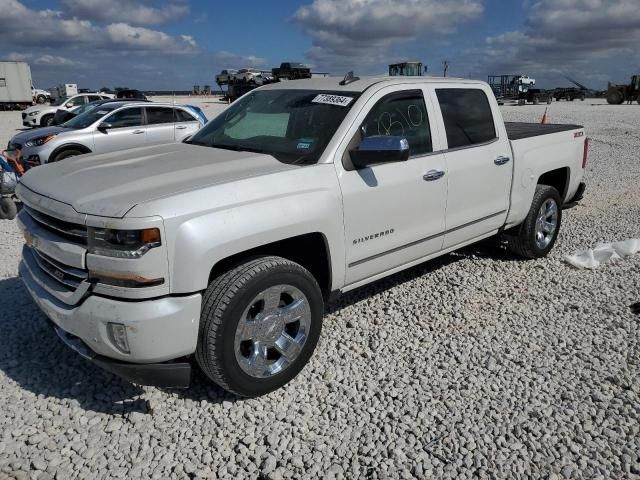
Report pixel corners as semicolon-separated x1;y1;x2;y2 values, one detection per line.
0;61;33;110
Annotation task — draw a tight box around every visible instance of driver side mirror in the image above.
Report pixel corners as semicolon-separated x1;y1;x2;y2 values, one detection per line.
349;135;410;169
98;122;113;133
65;103;74;109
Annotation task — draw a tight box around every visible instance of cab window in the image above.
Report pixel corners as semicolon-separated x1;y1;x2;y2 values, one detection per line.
436;89;496;149
359;90;432;157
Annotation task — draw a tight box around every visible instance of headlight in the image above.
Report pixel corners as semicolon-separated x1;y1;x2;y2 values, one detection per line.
88;227;161;258
29;111;40;116
24;135;56;147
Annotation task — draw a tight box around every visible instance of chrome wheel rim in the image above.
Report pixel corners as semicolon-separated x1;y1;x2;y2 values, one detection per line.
234;284;311;379
535;198;558;249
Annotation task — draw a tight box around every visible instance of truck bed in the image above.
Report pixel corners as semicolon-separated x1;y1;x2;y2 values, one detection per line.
505;122;583;141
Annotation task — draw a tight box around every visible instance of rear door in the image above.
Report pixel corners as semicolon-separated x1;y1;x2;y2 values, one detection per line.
92;106;146;153
145;106;176;145
430;86;512;249
174;108;200;140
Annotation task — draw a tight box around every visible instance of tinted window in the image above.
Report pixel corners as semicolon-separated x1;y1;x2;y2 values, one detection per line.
68;96;86;106
146;107;174;125
106;107;143;128
360;90;432;156
436;89;496;149
175;109;196;123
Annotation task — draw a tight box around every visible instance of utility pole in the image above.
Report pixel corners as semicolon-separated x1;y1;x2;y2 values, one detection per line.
443;60;449;77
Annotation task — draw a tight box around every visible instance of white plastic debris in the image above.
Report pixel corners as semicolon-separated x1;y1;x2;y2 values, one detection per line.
564;239;640;269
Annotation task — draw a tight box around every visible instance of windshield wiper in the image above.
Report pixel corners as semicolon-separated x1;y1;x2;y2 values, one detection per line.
210;143;267;155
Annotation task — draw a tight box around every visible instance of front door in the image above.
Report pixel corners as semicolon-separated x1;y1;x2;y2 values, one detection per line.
92;106;146;153
338;87;448;286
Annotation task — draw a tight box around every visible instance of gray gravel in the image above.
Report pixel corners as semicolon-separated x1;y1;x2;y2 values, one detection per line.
0;99;639;479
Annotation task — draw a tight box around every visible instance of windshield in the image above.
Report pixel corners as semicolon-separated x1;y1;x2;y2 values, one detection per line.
188;89;360;164
62;104;119;129
52;96;69;106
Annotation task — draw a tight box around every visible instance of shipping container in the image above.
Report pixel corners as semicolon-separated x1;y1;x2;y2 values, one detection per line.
0;61;33;108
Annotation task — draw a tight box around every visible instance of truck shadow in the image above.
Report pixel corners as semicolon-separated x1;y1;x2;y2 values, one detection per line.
326;240;523;314
0;241;520;413
0;276;233;414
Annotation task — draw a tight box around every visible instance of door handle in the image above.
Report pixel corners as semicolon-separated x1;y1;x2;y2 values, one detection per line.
423;170;445;181
176;125;187;130
132;130;145;135
494;155;510;165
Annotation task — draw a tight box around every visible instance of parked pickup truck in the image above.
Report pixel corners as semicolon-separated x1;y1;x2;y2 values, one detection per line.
272;62;311;80
16;76;588;397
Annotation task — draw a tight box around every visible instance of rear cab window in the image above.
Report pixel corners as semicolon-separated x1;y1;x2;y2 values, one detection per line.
435;88;496;149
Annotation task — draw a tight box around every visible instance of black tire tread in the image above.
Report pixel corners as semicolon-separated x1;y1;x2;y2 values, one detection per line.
0;198;17;220
196;256;319;396
506;185;561;259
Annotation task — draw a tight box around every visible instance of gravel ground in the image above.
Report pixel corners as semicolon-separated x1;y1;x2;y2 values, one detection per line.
0;98;638;480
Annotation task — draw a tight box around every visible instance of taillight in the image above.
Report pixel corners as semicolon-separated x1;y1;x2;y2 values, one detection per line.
582;137;589;169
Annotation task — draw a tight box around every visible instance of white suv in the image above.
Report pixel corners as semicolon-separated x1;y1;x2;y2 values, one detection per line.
21;93;111;128
233;68;263;83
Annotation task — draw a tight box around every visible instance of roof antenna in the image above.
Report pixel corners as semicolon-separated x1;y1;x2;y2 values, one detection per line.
340;71;360;86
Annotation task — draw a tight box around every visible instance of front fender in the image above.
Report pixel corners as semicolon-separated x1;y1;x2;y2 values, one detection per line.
134;165;345;294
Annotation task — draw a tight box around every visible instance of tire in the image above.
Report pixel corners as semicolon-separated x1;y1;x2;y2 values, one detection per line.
533;97;539;105
506;185;562;259
607;90;623;105
51;149;83;162
40;114;54;127
0;198;17;220
546;97;552;104
196;256;323;397
580;95;586;101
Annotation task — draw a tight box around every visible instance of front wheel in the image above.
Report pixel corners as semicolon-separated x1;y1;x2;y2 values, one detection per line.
51;149;82;162
506;185;562;259
40;114;54;127
196;256;323;397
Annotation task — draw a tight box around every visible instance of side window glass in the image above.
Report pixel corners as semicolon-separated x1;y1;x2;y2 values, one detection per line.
175;109;196;122
87;95;101;102
360;90;432;156
69;96;85;106
106;107;143;128
146;107;174;125
435;89;496;149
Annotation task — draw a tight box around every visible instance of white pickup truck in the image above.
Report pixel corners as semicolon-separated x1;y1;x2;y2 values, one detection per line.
16;76;588;396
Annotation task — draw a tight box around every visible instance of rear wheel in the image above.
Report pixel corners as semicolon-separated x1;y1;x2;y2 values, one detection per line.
196;256;323;397
506;185;562;259
0;198;17;220
51;149;82;162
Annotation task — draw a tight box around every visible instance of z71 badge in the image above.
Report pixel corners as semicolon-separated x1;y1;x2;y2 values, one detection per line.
574;131;584;138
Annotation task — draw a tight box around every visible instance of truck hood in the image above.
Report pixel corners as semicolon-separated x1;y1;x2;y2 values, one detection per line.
11;126;70;145
19;143;297;218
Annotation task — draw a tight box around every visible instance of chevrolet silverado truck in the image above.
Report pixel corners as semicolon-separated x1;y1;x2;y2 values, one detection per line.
16;76;588;397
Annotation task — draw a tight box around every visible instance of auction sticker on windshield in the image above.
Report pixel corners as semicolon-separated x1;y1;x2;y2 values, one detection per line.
312;94;353;107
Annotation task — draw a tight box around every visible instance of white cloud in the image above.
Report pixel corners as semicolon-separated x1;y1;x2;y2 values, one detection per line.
213;51;268;68
472;0;640;85
61;0;189;26
0;0;196;52
292;0;483;71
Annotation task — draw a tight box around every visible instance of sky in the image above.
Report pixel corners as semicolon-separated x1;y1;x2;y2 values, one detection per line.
1;0;638;91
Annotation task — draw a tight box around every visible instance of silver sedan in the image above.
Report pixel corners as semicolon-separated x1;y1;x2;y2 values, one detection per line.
9;101;207;165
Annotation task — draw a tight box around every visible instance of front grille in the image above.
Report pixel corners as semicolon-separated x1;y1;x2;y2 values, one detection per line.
31;248;87;289
24;205;87;244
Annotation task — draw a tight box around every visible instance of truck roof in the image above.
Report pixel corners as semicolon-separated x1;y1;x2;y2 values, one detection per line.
259;75;486;92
